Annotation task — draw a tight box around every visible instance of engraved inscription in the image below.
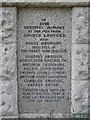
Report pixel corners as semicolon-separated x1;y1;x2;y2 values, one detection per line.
18;8;71;114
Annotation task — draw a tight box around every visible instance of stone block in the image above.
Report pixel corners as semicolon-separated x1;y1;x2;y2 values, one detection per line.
71;80;88;114
72;44;89;80
72;7;88;44
0;7;18;117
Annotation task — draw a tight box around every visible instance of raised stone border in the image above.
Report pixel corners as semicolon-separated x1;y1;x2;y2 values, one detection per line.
0;0;90;7
72;7;88;118
0;7;18;119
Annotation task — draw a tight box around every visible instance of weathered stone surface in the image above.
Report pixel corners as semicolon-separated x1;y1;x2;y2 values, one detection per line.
19;113;67;118
72;7;89;117
0;5;89;119
0;7;18;117
18;8;71;115
0;0;89;7
72;7;88;44
0;8;16;44
71;80;88;114
72;44;89;80
0;0;89;3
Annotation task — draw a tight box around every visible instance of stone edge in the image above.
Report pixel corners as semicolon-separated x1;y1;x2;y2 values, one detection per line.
0;1;90;7
0;7;18;119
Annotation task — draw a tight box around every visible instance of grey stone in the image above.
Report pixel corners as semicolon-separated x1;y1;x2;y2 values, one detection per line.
18;8;72;115
0;5;89;119
0;0;89;7
72;44;89;80
71;80;88;114
0;7;18;117
71;7;89;117
72;7;88;44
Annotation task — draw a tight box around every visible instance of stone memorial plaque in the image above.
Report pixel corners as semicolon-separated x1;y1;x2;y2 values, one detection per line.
18;8;71;114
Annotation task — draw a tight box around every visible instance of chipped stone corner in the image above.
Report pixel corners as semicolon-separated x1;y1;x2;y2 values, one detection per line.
0;7;18;118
